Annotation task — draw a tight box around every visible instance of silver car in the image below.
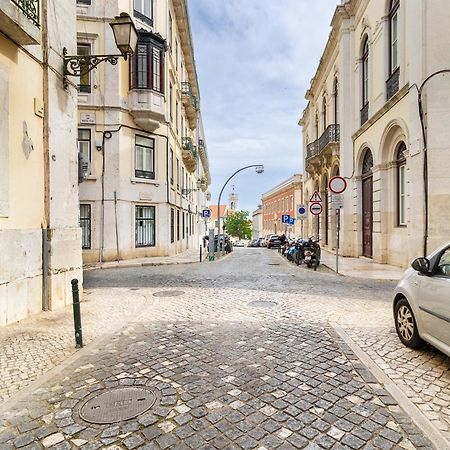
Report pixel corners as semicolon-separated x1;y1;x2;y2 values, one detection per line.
393;241;450;356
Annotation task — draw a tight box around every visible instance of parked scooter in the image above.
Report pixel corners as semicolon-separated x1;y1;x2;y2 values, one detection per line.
303;237;321;270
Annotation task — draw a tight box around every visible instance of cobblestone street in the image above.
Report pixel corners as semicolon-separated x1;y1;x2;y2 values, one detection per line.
0;248;449;449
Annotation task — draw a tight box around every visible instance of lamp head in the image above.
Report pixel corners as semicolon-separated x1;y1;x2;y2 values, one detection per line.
110;13;138;59
255;165;264;174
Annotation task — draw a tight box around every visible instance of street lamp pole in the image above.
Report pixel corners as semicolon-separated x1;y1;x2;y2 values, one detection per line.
217;165;264;257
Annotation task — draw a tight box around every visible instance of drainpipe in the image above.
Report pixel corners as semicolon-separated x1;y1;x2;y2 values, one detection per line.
96;124;170;262
417;69;450;256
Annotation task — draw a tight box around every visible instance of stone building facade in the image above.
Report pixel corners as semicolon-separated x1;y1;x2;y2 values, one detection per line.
261;174;303;238
252;206;263;240
300;0;450;267
0;1;82;325
76;0;211;263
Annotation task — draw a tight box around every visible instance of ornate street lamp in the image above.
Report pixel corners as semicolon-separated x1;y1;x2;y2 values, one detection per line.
63;12;138;89
181;179;202;195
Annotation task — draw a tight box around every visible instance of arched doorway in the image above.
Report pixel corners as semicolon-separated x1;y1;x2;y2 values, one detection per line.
362;149;373;257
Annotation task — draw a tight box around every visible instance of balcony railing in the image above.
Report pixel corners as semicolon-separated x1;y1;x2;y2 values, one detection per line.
182;137;197;157
360;103;369;126
198;139;205;149
306;124;340;160
181;82;198;110
386;68;400;101
11;0;39;26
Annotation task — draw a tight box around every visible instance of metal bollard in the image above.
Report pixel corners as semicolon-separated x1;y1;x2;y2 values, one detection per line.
200;245;202;262
71;279;83;348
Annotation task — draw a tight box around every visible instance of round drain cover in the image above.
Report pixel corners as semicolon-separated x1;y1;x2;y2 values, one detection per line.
248;301;278;308
79;387;157;424
153;290;185;297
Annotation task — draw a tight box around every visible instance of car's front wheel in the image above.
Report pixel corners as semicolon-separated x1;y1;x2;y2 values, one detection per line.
394;298;424;349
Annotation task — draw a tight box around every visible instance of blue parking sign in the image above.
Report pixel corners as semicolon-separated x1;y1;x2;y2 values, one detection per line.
289;217;295;225
202;209;211;218
282;214;291;224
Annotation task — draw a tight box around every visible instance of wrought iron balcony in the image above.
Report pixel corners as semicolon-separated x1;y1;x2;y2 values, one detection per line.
386;68;400;101
198;139;205;150
11;0;39;26
182;136;193;150
305;124;340;161
360;103;369;126
181;82;198;110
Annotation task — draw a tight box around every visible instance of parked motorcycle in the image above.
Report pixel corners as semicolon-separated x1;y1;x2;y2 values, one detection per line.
303;237;321;270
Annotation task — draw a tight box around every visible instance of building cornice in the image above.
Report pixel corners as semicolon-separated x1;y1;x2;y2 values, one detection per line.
172;0;200;102
261;174;303;200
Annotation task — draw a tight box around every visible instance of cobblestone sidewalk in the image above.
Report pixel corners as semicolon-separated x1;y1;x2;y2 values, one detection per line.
0;289;151;403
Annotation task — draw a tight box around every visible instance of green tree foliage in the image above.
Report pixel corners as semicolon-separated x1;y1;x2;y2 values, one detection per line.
224;210;252;240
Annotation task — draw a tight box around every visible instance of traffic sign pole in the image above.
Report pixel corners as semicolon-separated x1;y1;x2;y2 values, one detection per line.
335;209;340;274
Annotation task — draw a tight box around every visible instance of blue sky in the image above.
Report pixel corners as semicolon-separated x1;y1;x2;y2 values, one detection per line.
189;0;338;213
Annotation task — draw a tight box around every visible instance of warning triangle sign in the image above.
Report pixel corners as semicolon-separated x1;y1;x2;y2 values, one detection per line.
310;191;322;203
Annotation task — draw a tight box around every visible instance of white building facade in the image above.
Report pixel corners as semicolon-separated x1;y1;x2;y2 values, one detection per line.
300;0;450;267
0;1;82;325
76;0;211;263
252;207;263;240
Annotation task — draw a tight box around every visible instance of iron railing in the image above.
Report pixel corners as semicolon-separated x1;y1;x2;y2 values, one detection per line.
11;0;39;26
306;124;340;160
182;137;196;157
181;82;198;110
386;68;400;101
360;103;369;126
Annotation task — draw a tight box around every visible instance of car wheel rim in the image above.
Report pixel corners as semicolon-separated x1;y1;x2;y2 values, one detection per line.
397;305;414;341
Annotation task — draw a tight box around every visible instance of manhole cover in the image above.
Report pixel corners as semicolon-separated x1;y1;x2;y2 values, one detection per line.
248;301;278;308
153;290;185;297
79;387;157;424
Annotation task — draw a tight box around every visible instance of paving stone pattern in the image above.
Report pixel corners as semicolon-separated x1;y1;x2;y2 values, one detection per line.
346;327;450;441
0;321;433;449
0;289;150;402
0;248;448;449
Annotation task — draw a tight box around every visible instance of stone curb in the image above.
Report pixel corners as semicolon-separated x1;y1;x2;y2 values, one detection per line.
83;259;201;272
331;323;450;450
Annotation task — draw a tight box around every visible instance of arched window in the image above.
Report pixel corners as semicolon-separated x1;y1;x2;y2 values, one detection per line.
362;37;369;107
389;0;400;75
396;142;406;226
322;95;327;130
333;78;339;124
362;148;373;176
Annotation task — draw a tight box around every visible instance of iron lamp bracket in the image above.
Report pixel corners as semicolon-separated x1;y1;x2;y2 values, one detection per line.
63;47;127;89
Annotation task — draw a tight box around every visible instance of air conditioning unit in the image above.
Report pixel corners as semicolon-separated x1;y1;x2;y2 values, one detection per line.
78;153;90;183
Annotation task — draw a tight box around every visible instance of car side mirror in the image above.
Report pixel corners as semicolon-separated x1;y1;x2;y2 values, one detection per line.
412;257;430;274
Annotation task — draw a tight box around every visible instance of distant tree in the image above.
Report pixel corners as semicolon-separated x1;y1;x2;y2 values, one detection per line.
224;210;252;240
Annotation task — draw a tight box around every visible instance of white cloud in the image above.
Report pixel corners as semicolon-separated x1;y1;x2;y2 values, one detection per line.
189;0;337;212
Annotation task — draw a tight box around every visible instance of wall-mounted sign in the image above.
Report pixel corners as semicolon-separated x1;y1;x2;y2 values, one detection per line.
80;112;96;125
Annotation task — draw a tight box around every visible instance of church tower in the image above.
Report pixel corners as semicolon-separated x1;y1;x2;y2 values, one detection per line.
228;186;238;212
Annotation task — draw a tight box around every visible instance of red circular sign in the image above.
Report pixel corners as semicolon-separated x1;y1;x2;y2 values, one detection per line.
310;203;323;216
329;176;347;194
